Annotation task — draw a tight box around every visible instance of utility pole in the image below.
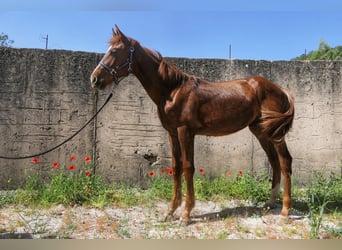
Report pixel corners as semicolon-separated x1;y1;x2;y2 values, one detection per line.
42;34;48;49
229;44;232;60
304;48;307;60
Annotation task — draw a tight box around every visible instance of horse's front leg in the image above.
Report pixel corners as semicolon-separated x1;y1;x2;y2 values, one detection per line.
178;126;195;225
164;131;183;221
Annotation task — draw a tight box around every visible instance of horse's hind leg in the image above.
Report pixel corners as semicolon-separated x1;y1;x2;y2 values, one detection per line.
249;126;281;207
250;125;292;215
274;141;292;216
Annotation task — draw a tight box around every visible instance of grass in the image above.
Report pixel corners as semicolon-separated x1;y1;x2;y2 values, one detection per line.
0;160;341;239
1;171;273;209
305;172;342;238
1;168;341;211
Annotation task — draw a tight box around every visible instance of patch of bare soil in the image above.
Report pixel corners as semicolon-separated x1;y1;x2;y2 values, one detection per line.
0;200;339;239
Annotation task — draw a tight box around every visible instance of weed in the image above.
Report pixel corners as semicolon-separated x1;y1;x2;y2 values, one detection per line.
230;172;270;203
0;191;15;207
148;175;173;201
305;171;342;239
217;230;230;239
2;156;342;239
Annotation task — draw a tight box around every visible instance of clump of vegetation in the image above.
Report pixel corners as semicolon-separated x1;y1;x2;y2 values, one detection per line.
305;172;342;239
0;32;14;47
293;40;342;60
0;156;341;239
193;171;270;203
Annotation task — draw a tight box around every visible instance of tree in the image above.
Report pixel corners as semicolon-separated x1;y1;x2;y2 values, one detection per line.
293;40;342;60
0;32;14;47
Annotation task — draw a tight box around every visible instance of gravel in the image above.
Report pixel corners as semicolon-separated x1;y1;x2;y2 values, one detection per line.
0;200;340;239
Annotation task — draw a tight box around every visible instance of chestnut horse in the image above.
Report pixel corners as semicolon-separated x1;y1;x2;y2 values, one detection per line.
90;25;294;225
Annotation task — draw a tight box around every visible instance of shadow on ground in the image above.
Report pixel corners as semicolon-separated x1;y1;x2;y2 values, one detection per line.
190;200;312;224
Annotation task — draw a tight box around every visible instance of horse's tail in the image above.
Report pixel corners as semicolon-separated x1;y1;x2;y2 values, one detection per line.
261;88;294;141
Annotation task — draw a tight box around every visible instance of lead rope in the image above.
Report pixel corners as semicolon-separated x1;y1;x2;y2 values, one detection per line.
0;46;135;160
0;90;113;160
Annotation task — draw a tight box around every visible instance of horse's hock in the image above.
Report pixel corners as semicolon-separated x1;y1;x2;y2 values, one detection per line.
1;47;341;188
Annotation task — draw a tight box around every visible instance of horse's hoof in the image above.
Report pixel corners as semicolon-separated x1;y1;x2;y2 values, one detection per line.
179;217;191;226
163;214;174;222
280;208;289;216
264;201;277;210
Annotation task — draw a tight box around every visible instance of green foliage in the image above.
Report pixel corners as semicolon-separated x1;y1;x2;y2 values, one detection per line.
0;32;14;47
2;161;341;238
3;169;272;208
11;169;105;207
230;172;270;202
100;183;145;208
0;191;15;207
293;40;342;60
2;164;341;239
194;172;270;203
306;172;342;211
305;172;342;239
3;160;108;208
146;171;270;203
40;169;105;206
148;175;174;201
194;175;231;201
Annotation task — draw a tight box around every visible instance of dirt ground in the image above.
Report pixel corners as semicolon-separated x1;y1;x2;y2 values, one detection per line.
0;200;340;239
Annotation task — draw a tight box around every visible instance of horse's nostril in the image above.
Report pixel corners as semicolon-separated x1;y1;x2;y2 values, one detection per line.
91;76;97;84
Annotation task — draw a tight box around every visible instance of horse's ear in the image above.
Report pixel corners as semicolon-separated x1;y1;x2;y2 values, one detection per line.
112;27;117;37
114;24;129;43
115;24;125;37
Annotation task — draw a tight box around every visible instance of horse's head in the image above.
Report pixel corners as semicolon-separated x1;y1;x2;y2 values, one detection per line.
90;25;135;90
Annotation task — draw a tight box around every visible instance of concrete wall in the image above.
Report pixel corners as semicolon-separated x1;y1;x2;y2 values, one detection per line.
1;48;341;188
0;48;101;187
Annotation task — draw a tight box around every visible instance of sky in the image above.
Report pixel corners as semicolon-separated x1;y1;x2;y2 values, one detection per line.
0;0;342;60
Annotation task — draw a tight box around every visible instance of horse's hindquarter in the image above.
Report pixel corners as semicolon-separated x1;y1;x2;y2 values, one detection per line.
161;79;261;136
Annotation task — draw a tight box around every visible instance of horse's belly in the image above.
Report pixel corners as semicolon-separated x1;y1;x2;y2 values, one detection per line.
196;103;258;136
196;120;249;136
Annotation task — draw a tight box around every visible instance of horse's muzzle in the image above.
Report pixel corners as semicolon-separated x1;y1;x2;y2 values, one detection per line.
90;75;105;89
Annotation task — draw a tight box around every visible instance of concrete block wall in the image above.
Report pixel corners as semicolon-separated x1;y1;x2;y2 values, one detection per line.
0;48;341;188
0;48;101;187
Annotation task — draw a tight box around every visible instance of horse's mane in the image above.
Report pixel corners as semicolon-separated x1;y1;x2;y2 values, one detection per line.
119;37;194;86
158;60;191;84
141;46;190;84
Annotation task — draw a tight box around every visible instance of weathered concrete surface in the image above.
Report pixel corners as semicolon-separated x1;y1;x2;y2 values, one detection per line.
0;48;341;188
0;48;101;187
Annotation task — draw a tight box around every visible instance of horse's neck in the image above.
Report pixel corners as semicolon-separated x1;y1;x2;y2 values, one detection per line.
132;46;170;105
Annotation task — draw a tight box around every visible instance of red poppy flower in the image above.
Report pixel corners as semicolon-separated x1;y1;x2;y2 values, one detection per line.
70;155;76;161
161;169;166;174
226;171;232;177
199;167;204;173
85;156;91;163
85;171;91;177
165;166;173;175
239;170;243;175
149;171;155;177
69;165;76;170
87;189;93;194
32;157;39;164
53;162;59;169
202;173;206;177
